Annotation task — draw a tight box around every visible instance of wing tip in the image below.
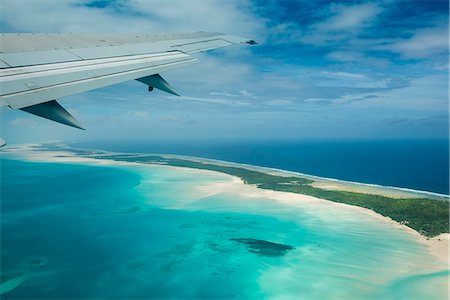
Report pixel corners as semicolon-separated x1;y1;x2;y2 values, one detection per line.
72;123;86;130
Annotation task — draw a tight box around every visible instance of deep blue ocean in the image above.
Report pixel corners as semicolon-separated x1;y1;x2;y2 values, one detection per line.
74;139;449;195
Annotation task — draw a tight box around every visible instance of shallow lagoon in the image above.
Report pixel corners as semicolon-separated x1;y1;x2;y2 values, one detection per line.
1;158;448;299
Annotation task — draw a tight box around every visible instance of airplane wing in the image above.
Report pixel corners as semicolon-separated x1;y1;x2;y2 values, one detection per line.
0;32;256;145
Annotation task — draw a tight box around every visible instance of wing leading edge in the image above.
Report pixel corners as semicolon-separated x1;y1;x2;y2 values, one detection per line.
0;32;256;145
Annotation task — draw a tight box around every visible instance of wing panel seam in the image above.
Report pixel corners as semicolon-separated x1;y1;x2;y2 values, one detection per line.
0;51;186;79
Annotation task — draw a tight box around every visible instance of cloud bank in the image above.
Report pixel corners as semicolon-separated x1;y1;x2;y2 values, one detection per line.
0;0;448;142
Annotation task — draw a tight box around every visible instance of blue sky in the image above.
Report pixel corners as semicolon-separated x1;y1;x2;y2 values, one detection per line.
0;0;448;143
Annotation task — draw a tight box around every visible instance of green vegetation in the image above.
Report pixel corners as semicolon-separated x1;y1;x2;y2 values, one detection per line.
85;152;449;238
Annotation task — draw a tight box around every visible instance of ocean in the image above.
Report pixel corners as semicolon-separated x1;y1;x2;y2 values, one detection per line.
73;139;450;195
1;155;448;299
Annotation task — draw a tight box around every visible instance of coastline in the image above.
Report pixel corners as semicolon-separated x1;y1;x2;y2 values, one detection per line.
1;144;448;266
156;153;449;200
27;142;450;199
70;149;448;200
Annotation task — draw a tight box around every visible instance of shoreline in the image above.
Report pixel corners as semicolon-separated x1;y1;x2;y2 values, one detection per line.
153;153;449;200
17;142;449;199
59;146;449;200
1;144;449;266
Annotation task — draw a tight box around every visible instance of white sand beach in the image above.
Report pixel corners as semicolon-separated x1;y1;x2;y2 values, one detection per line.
192;173;449;266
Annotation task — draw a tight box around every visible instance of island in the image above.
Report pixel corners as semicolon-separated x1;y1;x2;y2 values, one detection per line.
37;143;449;238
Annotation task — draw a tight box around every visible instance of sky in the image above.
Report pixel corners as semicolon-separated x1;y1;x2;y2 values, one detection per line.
0;0;448;143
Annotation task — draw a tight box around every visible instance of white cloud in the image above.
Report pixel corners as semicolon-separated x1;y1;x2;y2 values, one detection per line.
0;0;264;37
316;3;382;32
310;71;397;89
173;95;250;107
0;0;447;141
382;26;449;58
266;99;292;106
354;74;448;113
209;91;239;97
159;114;197;126
125;111;150;119
326;51;364;62
299;2;382;46
239;90;257;98
326;50;390;67
299;2;446;65
9;117;42;128
320;71;367;79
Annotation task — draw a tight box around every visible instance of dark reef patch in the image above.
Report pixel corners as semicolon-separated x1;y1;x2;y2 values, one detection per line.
21;257;47;268
231;238;294;257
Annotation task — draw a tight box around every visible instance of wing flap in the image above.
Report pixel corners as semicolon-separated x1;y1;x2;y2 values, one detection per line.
1;52;196;109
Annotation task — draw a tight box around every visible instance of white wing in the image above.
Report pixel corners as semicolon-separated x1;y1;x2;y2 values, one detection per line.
0;32;255;139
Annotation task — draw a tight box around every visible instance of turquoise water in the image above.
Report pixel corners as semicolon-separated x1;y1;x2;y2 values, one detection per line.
1;158;448;299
